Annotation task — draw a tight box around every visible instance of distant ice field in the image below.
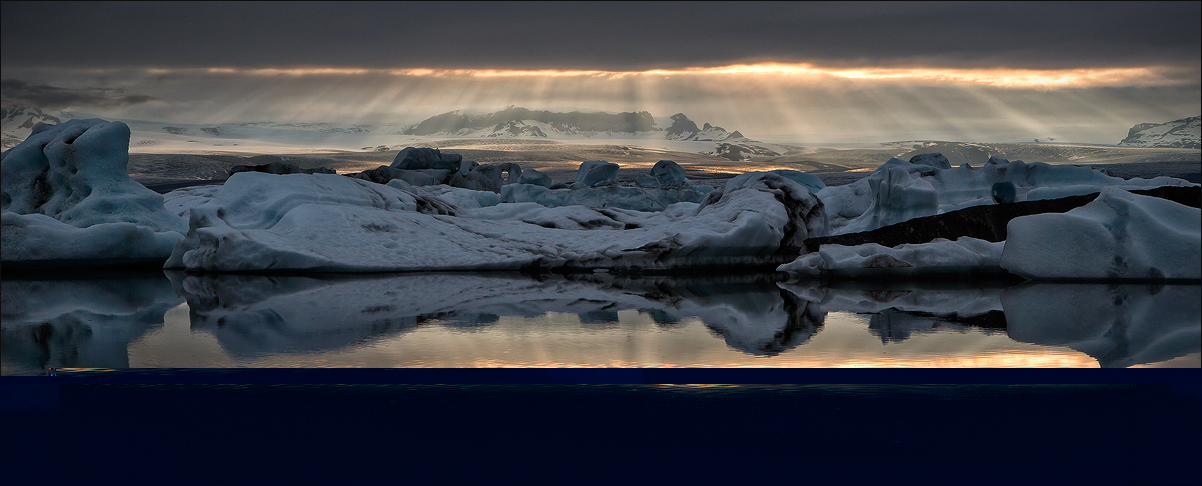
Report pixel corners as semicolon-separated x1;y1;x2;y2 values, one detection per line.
120;134;1200;186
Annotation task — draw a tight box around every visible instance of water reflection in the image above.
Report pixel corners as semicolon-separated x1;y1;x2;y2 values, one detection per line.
170;271;819;357
1;274;184;373
1;270;1198;373
1004;283;1202;368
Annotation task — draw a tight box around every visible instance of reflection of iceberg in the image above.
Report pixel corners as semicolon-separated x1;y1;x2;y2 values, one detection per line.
171;272;819;357
0;273;183;372
1003;283;1201;367
781;281;1005;317
780;281;1008;344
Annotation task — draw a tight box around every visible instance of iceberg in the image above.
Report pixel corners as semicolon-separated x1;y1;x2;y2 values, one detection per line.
1;119;186;266
573;160;620;187
818;154;1195;234
1000;187;1201;280
166;170;826;273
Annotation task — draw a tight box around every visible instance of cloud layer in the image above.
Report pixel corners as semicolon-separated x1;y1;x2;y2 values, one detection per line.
0;79;157;109
3;2;1199;70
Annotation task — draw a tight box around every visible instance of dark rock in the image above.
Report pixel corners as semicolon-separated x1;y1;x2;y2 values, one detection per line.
228;160;336;176
665;113;701;139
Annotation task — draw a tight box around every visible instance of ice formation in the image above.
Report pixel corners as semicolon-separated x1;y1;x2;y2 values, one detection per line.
3;117;1196;283
818;154;1195;234
574;160;620;187
166;170;826;272
1;119;186;265
1000;187;1201;280
779;237;1005;278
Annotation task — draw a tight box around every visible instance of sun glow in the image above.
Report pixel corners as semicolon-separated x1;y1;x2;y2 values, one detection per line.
167;62;1188;89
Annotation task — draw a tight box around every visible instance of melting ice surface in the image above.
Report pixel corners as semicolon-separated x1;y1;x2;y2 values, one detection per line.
2;271;1197;374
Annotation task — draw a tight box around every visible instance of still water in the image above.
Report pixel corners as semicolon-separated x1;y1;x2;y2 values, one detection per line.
2;271;1198;374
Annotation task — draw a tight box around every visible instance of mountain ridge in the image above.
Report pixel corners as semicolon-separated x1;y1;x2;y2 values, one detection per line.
1119;116;1200;149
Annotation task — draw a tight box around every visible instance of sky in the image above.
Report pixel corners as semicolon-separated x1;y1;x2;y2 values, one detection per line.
2;1;1200;144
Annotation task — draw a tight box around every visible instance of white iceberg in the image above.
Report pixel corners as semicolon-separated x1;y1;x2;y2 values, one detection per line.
818;154;1194;234
1;119;186;265
166;170;826;272
1000;187;1201;280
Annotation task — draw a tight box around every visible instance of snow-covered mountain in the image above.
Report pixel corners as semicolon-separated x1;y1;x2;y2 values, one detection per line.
663;113;747;142
1;105;77;149
399;106;776;160
0;103;781;160
404;106;660;138
1118;116;1200;149
404;106;752;142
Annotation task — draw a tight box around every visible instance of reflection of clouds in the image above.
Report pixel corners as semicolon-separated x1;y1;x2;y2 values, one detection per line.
1003;283;1202;368
0;274;183;373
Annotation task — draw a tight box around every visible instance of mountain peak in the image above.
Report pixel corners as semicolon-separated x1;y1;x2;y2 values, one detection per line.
1119;115;1200;149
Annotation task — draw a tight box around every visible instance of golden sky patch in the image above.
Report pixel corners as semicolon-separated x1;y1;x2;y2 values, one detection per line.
168;62;1189;89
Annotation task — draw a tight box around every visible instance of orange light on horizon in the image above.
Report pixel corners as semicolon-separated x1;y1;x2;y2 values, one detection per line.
141;62;1191;89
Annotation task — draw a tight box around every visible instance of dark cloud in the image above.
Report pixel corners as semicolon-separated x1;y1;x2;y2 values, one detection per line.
2;2;1199;70
1;79;157;109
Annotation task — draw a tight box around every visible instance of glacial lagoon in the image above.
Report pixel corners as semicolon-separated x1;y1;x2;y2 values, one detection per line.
2;270;1198;375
